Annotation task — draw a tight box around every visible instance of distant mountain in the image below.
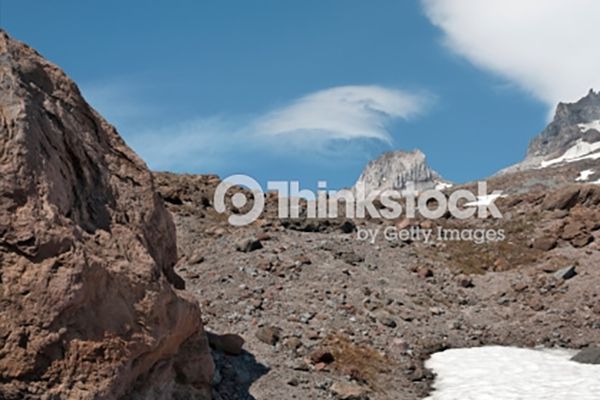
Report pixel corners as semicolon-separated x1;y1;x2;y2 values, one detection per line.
355;149;450;193
500;90;600;174
529;90;600;157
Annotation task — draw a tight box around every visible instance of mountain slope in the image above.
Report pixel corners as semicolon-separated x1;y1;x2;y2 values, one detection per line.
501;90;600;174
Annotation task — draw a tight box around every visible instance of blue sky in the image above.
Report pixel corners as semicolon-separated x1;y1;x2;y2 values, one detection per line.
4;0;598;188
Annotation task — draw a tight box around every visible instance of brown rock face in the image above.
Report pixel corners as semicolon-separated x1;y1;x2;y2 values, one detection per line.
0;31;213;399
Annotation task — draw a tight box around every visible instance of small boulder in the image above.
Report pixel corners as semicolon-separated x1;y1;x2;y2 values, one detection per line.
571;346;600;364
532;236;557;251
416;266;434;278
255;231;271;241
542;187;580;211
207;332;245;356
561;221;586;240
457;275;474;288
340;220;357;234
236;238;263;252
187;251;205;265
571;233;594;248
379;316;397;328
284;337;303;351
256;326;282;345
337;251;365;266
309;348;335;364
330;382;369;400
553;266;577;280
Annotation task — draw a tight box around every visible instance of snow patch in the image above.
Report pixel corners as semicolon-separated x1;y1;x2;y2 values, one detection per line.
576;169;595;182
435;181;453;191
541;140;600;167
578;120;600;133
425;346;600;400
464;194;505;207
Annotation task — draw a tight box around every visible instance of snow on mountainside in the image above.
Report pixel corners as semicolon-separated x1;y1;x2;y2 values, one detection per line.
576;169;596;182
528;89;600;159
499;90;600;175
355;149;450;193
578;120;600;133
540;140;600;167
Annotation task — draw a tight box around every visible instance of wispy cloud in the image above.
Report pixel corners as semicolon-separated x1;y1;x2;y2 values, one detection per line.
82;84;432;173
422;0;600;108
254;86;431;143
125;116;241;172
81;79;154;123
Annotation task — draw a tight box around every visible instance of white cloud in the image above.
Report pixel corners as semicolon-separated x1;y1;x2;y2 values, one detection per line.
88;85;431;172
422;0;600;107
254;85;431;143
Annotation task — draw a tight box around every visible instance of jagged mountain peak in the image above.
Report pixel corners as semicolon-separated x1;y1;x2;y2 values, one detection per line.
499;90;600;175
355;149;449;193
528;89;600;159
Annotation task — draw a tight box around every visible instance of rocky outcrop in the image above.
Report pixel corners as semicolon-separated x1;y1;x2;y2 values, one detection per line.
355;149;449;193
500;90;600;173
0;31;213;399
528;89;600;158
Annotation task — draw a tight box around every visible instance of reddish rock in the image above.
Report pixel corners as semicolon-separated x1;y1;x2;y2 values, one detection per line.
542;185;600;211
0;32;212;399
256;326;282;345
561;221;586;240
256;231;271;241
532;236;557;251
493;257;511;272
420;220;434;229
314;362;329;371
528;297;545;311
542;187;581;210
396;218;413;230
330;381;369;399
284;337;303;351
571;234;594;248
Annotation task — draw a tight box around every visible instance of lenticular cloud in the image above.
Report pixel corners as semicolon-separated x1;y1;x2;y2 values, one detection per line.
255;85;430;143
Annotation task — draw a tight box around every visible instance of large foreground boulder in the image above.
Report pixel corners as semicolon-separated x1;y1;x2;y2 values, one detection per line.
0;31;213;399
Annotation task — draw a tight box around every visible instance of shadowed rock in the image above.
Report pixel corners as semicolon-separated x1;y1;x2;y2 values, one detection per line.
571;347;600;365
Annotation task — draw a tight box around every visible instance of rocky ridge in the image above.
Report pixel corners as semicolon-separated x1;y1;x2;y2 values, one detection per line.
502;90;600;174
529;89;600;158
